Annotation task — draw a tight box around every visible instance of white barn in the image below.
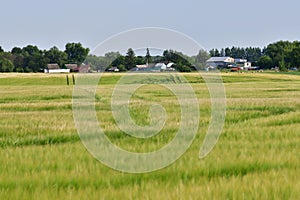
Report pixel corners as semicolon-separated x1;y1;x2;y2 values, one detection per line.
206;57;235;68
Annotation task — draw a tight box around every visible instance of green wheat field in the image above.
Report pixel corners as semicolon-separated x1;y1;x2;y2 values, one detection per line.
0;72;299;199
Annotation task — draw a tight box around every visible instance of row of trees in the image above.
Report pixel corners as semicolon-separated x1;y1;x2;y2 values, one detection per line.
209;41;300;70
1;40;300;72
0;44;205;72
259;41;300;70
209;47;263;63
0;43;89;72
86;48;209;72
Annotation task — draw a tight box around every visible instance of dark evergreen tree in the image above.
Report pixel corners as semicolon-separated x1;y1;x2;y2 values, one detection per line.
125;48;136;70
145;48;152;64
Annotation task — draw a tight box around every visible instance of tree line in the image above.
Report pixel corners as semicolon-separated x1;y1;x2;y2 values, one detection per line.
86;48;209;72
209;47;262;63
209;40;300;70
0;44;206;72
1;40;300;72
0;43;89;72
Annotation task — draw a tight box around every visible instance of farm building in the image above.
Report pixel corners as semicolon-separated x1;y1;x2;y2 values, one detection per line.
65;64;79;72
131;62;175;72
65;64;91;73
234;58;252;69
206;57;235;68
44;64;70;73
107;67;120;72
206;57;252;70
78;65;91;73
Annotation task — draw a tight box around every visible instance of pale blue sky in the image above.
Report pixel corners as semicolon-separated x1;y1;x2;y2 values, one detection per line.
1;0;300;53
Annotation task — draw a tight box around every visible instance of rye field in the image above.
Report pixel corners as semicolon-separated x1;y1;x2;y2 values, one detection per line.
0;72;299;199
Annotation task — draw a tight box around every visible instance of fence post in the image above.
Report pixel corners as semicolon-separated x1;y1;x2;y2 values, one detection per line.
72;74;75;85
66;75;69;86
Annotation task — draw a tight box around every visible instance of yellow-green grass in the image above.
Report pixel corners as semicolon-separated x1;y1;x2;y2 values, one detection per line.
0;72;299;199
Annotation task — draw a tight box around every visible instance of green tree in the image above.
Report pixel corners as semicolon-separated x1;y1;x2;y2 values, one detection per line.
279;58;288;71
162;49;194;72
230;47;238;58
288;46;300;68
22;45;40;56
236;47;246;58
225;47;231;56
118;64;126;72
209;49;215;57
214;49;220;57
193;49;210;69
125;48;136;70
175;65;192;72
220;48;225;57
65;43;89;65
265;41;294;67
22;45;46;72
45;46;67;67
0;58;14;72
105;51;121;62
135;56;144;65
111;56;126;68
244;47;262;62
85;55;105;71
145;48;152;64
0;46;4;53
12;55;24;71
11;47;24;72
163;50;172;60
11;47;22;54
257;55;272;69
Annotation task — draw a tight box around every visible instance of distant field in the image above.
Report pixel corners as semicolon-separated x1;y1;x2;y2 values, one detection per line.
0;72;299;199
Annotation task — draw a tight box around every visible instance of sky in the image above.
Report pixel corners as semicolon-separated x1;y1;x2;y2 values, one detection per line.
1;0;300;54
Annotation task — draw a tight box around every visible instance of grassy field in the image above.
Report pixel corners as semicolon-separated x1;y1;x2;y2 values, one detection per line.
0;72;299;199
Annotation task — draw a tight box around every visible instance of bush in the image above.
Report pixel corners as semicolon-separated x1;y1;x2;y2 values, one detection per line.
15;67;24;73
175;65;192;72
24;67;33;73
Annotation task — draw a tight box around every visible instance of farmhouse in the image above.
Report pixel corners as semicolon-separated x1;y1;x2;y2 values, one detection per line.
44;64;70;73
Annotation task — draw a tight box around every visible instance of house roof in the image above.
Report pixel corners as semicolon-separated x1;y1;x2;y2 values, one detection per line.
155;63;167;69
234;59;250;63
47;64;60;69
65;64;78;70
136;64;148;68
167;62;175;68
206;57;233;62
